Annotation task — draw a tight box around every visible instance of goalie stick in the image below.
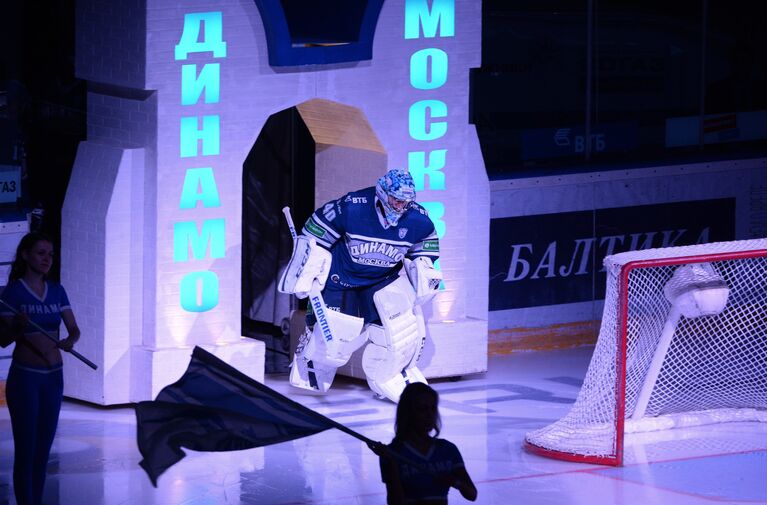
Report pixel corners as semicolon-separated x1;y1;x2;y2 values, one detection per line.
281;206;335;346
0;298;98;370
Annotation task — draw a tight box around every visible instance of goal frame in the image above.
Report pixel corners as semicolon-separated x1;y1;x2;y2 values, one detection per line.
524;245;767;466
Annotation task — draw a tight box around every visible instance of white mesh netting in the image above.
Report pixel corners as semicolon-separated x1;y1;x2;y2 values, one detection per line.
525;238;767;462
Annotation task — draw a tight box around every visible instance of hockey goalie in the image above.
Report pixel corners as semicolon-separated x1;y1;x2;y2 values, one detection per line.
278;169;442;403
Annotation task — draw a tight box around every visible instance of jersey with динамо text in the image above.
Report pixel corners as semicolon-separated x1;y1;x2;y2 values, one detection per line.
0;279;72;335
301;186;439;288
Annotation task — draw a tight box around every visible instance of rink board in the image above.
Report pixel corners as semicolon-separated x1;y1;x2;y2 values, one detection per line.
488;158;767;352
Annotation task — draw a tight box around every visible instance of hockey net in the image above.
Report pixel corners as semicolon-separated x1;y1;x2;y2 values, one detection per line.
524;238;767;465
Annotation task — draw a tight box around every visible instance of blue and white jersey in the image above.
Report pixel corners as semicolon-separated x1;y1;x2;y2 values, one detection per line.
380;438;465;503
0;279;72;335
302;187;439;288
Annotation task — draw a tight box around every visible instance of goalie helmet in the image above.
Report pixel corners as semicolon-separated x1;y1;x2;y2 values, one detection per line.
376;169;416;226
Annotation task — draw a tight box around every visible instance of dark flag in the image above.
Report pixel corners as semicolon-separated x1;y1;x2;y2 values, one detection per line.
135;346;373;486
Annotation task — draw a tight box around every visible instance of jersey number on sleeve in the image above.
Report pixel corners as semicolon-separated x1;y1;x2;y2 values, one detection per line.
323;203;337;221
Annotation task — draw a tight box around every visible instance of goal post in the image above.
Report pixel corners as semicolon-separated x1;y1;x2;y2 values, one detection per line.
524;238;767;466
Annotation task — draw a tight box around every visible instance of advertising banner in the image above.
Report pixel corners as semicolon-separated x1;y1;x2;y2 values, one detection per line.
490;198;735;310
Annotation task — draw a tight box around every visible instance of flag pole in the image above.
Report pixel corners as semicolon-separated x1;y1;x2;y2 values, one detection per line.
0;298;98;370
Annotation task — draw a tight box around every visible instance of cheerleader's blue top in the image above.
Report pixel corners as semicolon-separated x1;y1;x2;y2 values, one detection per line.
0;279;72;335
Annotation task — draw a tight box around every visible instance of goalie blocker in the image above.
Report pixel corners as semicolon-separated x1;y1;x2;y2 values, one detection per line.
278;235;331;299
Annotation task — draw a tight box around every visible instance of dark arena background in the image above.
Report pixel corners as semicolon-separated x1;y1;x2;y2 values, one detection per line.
1;1;767;503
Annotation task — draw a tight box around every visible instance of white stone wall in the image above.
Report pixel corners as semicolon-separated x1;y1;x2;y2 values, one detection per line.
145;0;488;378
64;0;487;403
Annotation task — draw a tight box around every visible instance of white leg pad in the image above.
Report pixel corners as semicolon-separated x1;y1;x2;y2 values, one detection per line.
289;355;337;393
289;308;365;393
364;357;427;402
290;327;336;393
329;312;368;360
361;276;428;402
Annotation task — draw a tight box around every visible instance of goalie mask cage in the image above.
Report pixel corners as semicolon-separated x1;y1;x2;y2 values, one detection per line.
524;238;767;466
